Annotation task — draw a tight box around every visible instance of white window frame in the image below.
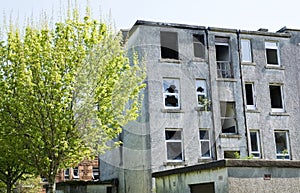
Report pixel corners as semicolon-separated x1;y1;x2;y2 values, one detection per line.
245;82;256;110
269;84;285;113
163;79;180;109
265;41;280;66
73;167;79;179
196;80;207;107
274;131;290;160
241;39;252;63
249;130;261;158
165;129;183;162
64;168;70;180
199;128;211;159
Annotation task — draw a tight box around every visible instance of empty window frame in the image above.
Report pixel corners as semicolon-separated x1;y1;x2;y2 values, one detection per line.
163;78;180;109
73;167;79;179
274;131;290;160
220;102;237;133
160;31;179;60
64;168;70;180
241;39;252;63
215;37;233;78
265;41;280;65
165;129;183;161
269;84;284;112
193;34;205;58
245;82;256;109
249;130;261;158
196;80;207;107
199;129;211;158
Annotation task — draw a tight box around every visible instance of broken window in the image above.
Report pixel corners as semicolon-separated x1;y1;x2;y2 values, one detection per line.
265;41;280;65
64;168;70;180
160;31;179;60
215;37;233;78
241;39;252;63
224;151;240;159
199;129;211;158
249;130;261;158
196;80;207;107
165;129;183;161
269;84;284;112
245;83;255;109
274;131;290;160
220;102;237;133
163;78;180;109
73;167;79;179
193;34;205;58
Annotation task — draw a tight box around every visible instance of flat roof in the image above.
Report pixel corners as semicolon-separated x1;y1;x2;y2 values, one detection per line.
152;159;300;178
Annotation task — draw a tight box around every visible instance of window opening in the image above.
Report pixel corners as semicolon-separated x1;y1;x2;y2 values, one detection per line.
196;80;207;107
163;79;180;109
245;83;255;109
160;31;179;60
220;102;237;133
274;131;290;160
241;39;252;63
269;85;284;112
199;129;211;158
165;129;183;161
193;34;205;58
265;41;280;65
92;166;99;180
73;167;79;179
64;168;70;180
224;151;240;159
249;130;261;158
215;37;233;78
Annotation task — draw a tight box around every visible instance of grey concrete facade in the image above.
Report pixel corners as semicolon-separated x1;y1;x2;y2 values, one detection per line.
100;21;300;193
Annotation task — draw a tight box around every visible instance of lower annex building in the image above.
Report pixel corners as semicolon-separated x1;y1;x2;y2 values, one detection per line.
99;21;300;193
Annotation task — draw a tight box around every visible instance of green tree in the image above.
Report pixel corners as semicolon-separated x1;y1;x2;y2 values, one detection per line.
0;9;145;193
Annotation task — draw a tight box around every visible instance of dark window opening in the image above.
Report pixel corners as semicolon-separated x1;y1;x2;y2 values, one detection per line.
160;31;179;60
220;102;237;133
224;151;240;159
266;49;278;64
250;131;260;158
193;34;205;58
245;83;254;106
199;129;210;158
269;85;283;109
106;187;112;193
92;167;99;180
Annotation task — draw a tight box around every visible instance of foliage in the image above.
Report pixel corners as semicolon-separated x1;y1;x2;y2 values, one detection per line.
0;7;145;193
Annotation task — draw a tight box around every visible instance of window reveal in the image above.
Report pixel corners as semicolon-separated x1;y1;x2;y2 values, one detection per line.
193;34;205;58
165;129;183;161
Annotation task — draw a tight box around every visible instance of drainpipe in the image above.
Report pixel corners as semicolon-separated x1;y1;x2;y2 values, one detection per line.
236;30;250;157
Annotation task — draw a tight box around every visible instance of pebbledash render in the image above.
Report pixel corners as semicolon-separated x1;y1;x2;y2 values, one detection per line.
99;21;300;193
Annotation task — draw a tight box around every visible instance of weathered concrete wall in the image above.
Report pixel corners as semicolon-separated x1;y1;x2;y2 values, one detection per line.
228;167;300;193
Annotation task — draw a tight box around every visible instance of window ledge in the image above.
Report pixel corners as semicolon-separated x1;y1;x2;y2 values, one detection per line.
192;58;206;62
242;62;256;66
194;107;211;111
265;65;285;70
216;78;238;82
159;58;181;64
220;133;242;138
269;112;289;116
198;158;213;163
161;109;184;113
163;161;187;166
246;109;260;113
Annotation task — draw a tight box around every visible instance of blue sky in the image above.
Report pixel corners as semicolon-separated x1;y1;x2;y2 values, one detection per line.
1;0;300;32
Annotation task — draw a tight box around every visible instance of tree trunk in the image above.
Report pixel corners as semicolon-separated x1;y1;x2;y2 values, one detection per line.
6;182;12;193
47;181;56;193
